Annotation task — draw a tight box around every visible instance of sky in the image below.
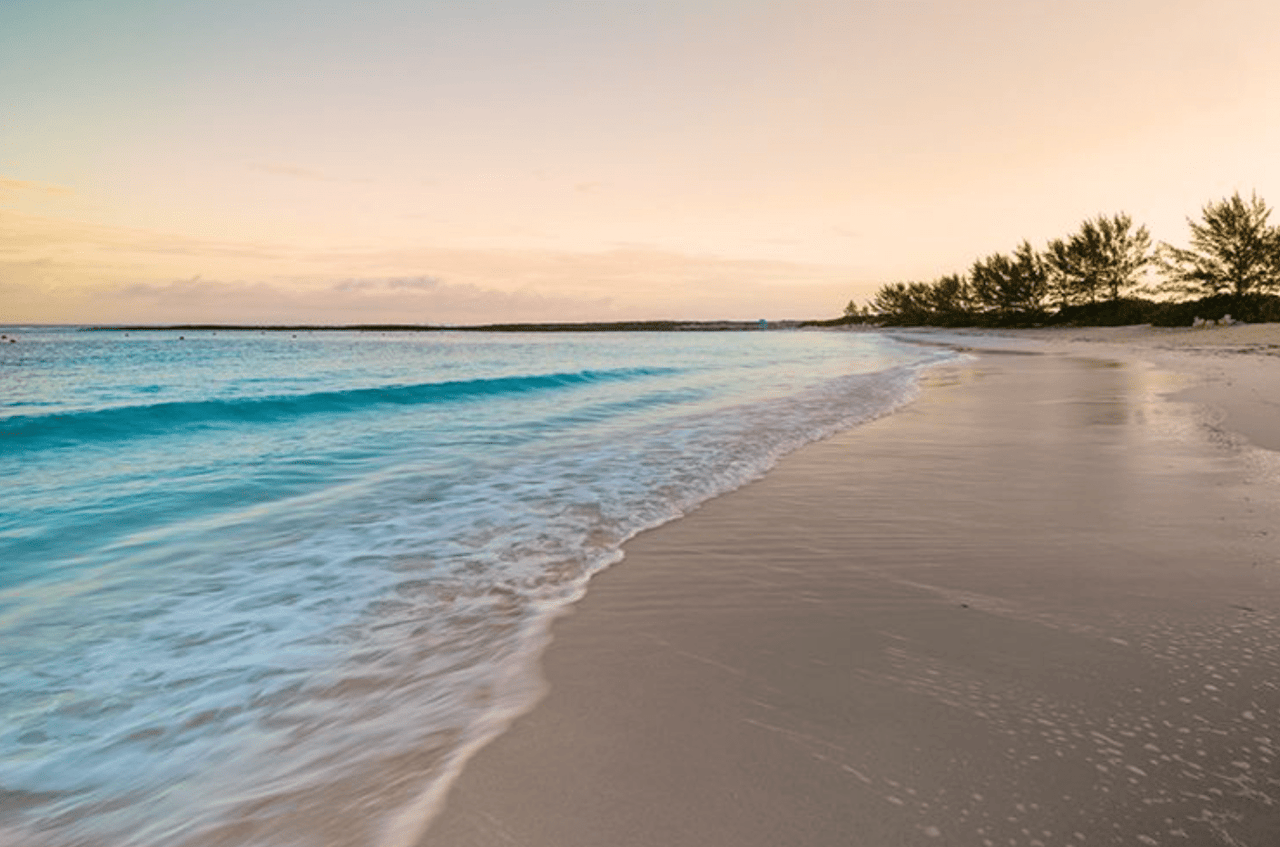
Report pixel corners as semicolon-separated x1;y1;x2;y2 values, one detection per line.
4;0;1280;325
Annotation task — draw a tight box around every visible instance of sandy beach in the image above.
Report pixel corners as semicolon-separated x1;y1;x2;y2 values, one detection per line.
421;325;1280;847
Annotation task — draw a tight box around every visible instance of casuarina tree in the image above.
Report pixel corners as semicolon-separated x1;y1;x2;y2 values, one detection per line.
1159;192;1280;298
969;241;1048;317
1045;213;1153;304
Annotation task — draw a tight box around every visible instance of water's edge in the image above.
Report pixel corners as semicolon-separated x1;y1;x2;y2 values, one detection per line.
390;349;961;847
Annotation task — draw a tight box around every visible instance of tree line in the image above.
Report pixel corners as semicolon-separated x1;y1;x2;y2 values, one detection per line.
845;192;1280;327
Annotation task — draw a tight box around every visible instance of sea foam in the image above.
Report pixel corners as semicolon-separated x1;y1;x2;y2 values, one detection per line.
0;327;954;846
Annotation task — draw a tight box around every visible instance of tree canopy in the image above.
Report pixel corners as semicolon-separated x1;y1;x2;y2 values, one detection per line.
969;241;1048;316
849;194;1280;328
1045;213;1152;305
1159;192;1280;297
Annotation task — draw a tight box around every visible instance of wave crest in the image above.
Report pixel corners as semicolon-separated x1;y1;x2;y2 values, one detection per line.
2;367;674;451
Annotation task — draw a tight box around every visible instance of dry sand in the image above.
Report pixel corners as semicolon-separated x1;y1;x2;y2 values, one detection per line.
421;325;1280;847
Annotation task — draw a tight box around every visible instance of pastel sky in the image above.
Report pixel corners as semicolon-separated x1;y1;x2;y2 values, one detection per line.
4;0;1280;325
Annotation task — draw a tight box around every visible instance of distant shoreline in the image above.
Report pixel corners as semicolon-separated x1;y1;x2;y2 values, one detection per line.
79;320;812;333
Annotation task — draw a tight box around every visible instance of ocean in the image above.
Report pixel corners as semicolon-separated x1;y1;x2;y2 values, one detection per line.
0;327;954;847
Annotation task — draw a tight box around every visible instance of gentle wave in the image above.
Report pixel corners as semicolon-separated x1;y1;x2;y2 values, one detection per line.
1;366;675;451
0;330;953;847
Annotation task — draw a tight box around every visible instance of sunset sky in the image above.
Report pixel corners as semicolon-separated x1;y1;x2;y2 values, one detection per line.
4;0;1280;325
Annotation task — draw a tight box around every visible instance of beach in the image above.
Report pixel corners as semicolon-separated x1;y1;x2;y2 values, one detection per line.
421;326;1280;847
1;328;947;847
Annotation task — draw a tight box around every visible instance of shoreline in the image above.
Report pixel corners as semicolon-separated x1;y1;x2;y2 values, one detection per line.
882;324;1280;454
420;331;1280;846
70;321;790;333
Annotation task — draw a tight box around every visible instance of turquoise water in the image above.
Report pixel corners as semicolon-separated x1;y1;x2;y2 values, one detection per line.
0;327;953;846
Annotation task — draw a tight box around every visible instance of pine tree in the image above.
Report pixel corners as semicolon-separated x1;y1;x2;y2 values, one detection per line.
1045;213;1152;304
1159;192;1280;298
970;241;1048;316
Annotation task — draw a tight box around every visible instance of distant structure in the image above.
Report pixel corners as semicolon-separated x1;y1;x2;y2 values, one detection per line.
758;319;768;329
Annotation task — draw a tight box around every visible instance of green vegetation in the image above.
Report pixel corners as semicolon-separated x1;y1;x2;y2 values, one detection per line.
846;192;1280;327
1045;213;1153;305
1158;192;1280;299
970;241;1050;318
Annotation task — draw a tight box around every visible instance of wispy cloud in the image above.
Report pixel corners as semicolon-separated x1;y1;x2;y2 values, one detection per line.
0;208;855;324
0;210;292;264
93;275;616;326
0;175;74;196
331;276;442;293
248;163;332;181
247;163;374;184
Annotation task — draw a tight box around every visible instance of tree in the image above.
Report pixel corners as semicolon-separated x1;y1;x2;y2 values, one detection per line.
843;300;869;319
925;273;971;319
970;241;1049;316
1045;213;1153;304
1159;192;1280;298
865;275;973;325
870;281;934;325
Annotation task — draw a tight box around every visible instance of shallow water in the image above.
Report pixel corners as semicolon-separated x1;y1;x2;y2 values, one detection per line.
0;327;953;846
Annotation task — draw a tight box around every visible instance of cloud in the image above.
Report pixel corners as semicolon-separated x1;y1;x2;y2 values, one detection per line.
249;163;331;180
247;163;374;184
88;274;616;326
331;276;442;293
0;208;860;324
0;176;74;196
0;209;274;259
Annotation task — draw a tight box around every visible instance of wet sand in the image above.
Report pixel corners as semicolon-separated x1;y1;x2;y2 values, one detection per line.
422;337;1280;846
